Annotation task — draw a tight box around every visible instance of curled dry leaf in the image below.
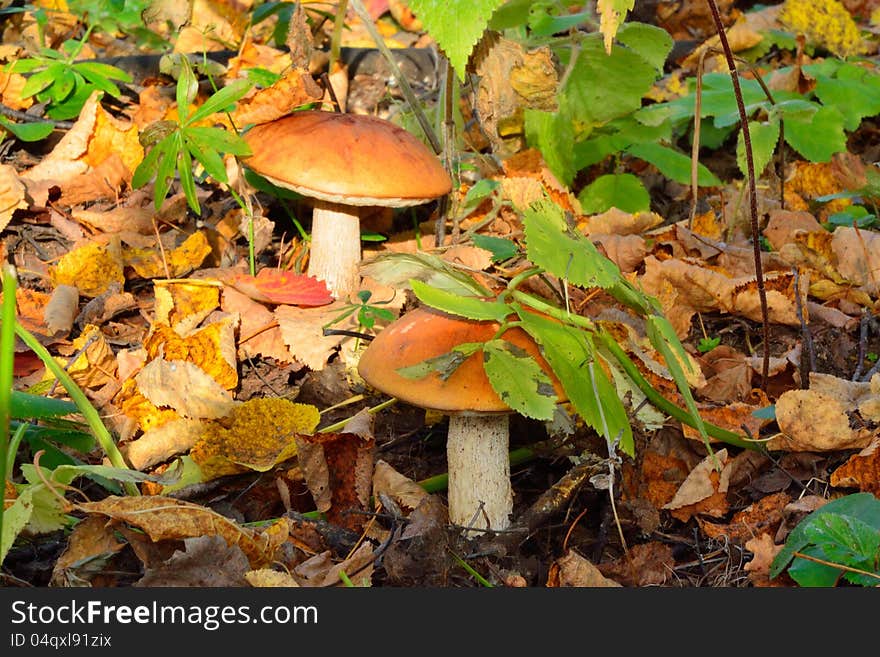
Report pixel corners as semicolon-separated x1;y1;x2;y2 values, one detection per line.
698;491;792;544
546;550;622;587
231;67;323;126
43;284;79;336
373;459;430;511
830;435;880;495
144;319;238;390
744;533;786;587
134;357;237;420
293;542;374;587
124;417;206;471
770;372;880;451
50;516;126;587
76;495;288;568
135;535;250;587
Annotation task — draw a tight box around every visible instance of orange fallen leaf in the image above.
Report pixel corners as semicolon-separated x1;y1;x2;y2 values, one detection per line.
0;164;28;232
830;436;880;495
698;491;792;544
144;319;238;390
546;550;622;587
663;449;733;522
153;279;222;332
124;231;213;280
744;533;787;587
49;241;126;298
597;541;675;586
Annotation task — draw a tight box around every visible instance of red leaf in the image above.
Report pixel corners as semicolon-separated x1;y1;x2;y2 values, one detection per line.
230;269;333;307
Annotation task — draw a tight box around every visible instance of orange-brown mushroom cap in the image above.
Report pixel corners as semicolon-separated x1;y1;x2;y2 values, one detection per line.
242;111;452;207
357;305;566;414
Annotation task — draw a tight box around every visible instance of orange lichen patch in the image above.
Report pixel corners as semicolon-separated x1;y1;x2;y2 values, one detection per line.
124;231;213;280
830;438;880;494
189;398;320;481
698;491;792;543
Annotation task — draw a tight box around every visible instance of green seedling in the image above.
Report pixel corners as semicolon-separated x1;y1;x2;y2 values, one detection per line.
697;336;721;353
324;290;397;334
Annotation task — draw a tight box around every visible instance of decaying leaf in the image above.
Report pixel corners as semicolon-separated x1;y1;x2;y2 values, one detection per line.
49;241;126;298
373;459;430;511
135;535;250;587
144;318;239;390
597;541;675;586
293;542;374;587
135;358;237;420
124;231;213;280
77;495;288;568
190;397;320;481
830;436;880;494
245;568;300;587
663;449;733;522
698;492;792;544
221;285;294;363
275;301;352;371
153;279;222;332
50;516;127;587
0;163;28;232
744;533;787;587
124;418;206;471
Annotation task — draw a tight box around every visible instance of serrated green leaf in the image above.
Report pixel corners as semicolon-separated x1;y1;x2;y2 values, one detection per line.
615;22;673;74
578;173;651;214
736;119;780;179
514;306;633;452
408;0;506;81
626;142;722;187
397;342;483;381
562;34;659;127
784;105;847;163
410;279;511;322
0;116;54;142
360;252;491;297
814;70;880;132
482;340;556;421
523;198;621;289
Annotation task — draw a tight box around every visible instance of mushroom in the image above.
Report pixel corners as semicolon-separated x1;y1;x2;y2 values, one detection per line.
242;111;452;300
357;305;565;532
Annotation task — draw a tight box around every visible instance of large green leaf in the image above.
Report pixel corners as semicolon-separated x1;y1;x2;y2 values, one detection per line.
736;119;780;179
515;306;633;453
615;22;673;74
525;105;576;186
482;340;557;421
523;199;620;289
578;173;651;214
626;142;722;187
410;279;511;322
407;0;506;81
10;391;77;419
784;105;847;163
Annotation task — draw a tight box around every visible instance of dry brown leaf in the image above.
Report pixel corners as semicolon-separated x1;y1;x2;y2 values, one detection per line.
695;345;753;403
77;495;288;568
698;491;792;544
231;66;323;126
580;207;664;236
221;285;294;363
293;542;374;587
663;448;733;522
0;163;28;232
373;459;430;511
275;301;350;371
50;515;126;587
762;209;824;251
770;372;880;451
174;0;247;52
593;234;646;273
134;357;237;420
546;550;622;587
123;417;206;471
0;69;31;110
596;541;675;586
830;435;880;494
831;226;880;296
135;535;250;587
744;533;787;587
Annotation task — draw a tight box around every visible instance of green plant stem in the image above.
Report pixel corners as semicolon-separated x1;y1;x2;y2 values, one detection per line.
6;424;27;476
417;446;537;493
330;0;349;72
13;324;139;496
317;397;398;434
448;549;493;587
0;265;18;547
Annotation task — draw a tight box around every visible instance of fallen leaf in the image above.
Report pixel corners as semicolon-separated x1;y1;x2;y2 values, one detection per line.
135;535;250;587
831;226;880;297
50;516;126;587
124;230;213;280
547;549;623;587
49;241;126;298
663;448;733;522
0;164;28;232
275;301;352;371
153;279;222;332
77;495;289;568
135;358;237;420
231;66;323;126
596;541;675;586
245;568;300;587
293;542;374;587
373;459;430;511
830;436;880;494
123;417;206;471
144;319;238;390
698;492;792;544
744;533;787;587
228;268;333;306
580;207;664;236
43;284;79;336
221;285;294;363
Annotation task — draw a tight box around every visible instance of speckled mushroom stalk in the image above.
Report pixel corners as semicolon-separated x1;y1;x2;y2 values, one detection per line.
357;305;566;533
242;111;452;301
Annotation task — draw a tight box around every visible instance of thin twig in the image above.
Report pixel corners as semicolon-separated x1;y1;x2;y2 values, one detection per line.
853;309;870;381
0;103;75;130
705;0;771;391
792;268;815;386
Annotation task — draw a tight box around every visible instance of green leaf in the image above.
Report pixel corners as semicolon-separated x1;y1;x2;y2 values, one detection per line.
562;34;659;127
784;105;847;163
71;61;132;83
626;142;722;187
407;0;507;81
177;141;200;214
44;84;95;121
185;125;252;157
814;67;880;132
153;136;180;211
1;487;35;563
397;342;483;381
523;198;621;289
460;178;500;214
615;22;673;74
410;279;512;322
514;306;632;452
360;252;491;297
524;106;576;186
10;390;77;419
482;339;557;421
771;493;880;584
578;173;651;214
800;514;880;587
176;57;199;123
0;116;54;142
20;67;56;98
186;78;254;125
50;66;76;103
736;119;780;179
183;131;228;183
471;234;519;262
131;139;164;190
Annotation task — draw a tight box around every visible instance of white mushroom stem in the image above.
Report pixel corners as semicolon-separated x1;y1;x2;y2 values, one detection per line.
446;414;512;532
307;199;362;301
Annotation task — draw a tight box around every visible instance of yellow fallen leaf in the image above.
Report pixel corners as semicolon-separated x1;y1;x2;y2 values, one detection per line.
124;230;213;280
0;164;28;232
135;357;237;420
49;241;125;298
153;278;222;332
144;319;238;390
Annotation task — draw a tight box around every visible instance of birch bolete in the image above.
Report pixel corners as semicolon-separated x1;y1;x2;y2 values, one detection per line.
357;305;565;532
242;111;451;300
